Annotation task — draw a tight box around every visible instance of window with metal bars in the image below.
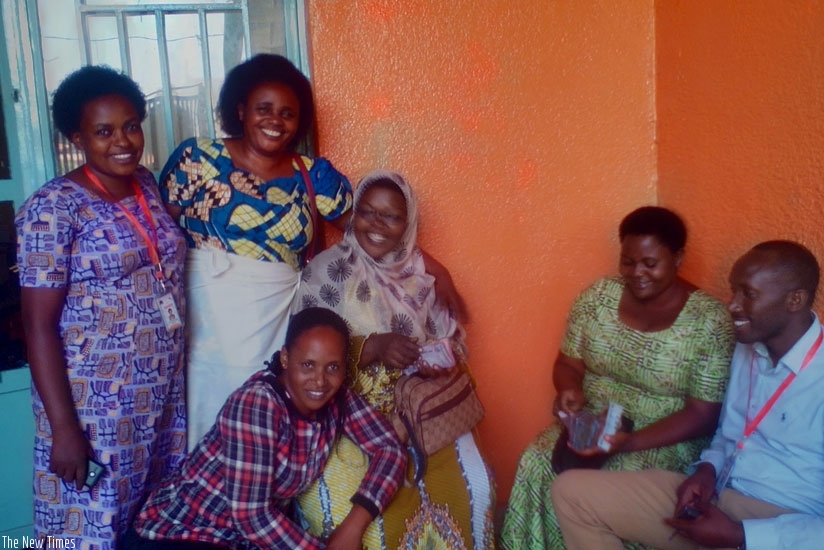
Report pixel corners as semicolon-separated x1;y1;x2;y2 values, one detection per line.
35;0;307;173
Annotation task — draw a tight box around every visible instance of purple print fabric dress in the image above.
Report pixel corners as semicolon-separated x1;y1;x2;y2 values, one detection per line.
15;166;188;549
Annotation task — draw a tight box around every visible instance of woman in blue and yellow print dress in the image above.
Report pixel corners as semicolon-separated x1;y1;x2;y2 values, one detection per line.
16;66;187;549
160;55;353;447
501;207;734;550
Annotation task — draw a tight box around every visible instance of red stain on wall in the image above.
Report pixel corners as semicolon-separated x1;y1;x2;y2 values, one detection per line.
516;158;538;190
364;0;396;23
367;92;393;120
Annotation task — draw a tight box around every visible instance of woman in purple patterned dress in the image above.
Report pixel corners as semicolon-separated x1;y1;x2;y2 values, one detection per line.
15;66;187;549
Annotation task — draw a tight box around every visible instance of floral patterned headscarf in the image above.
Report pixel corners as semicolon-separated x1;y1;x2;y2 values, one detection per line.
296;170;461;348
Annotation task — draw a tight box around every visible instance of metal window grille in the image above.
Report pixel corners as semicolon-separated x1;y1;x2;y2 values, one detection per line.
36;0;300;174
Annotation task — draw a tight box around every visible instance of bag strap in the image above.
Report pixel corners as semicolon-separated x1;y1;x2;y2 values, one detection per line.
398;410;429;483
394;375;429;482
293;154;322;264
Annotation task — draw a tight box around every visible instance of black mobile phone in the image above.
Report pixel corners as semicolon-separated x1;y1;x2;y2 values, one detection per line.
85;459;105;489
676;505;701;521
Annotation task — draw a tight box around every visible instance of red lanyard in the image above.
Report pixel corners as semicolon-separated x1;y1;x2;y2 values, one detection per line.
740;327;823;449
83;166;165;286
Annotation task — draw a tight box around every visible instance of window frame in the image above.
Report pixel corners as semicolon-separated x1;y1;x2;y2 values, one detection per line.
2;0;310;199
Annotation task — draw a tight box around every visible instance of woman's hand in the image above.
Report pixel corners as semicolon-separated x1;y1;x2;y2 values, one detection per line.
552;353;587;415
600;430;632;453
433;271;468;324
326;525;365;550
568;428;631;457
615;397;721;454
554;388;586;415
361;333;421;370
22;287;92;489
327;504;372;550
164;202;183;222
420;250;469;324
414;361;453;378
50;425;93;489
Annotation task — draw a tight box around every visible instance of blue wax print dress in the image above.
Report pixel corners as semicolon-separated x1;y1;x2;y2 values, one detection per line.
160;138;352;447
160;137;352;269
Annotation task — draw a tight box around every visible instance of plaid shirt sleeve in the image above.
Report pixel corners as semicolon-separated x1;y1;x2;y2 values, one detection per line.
218;384;325;550
341;389;407;516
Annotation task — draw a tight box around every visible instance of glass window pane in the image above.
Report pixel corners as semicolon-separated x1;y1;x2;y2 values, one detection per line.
87;15;122;70
207;11;247;136
38;0;83;91
126;14;166;171
34;0;300;177
166;13;210;145
85;0;236;4
38;1;83;175
249;0;286;56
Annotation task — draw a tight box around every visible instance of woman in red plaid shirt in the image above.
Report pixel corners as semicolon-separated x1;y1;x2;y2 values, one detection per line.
125;307;406;549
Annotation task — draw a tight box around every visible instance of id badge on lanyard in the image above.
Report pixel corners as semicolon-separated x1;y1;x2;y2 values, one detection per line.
157;293;182;331
715;329;823;497
84;166;181;332
714;447;739;496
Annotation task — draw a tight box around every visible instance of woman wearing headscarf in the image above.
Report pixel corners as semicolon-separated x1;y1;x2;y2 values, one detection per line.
294;171;495;549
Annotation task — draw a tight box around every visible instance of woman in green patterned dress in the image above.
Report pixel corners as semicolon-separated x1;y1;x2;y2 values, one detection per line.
501;206;735;550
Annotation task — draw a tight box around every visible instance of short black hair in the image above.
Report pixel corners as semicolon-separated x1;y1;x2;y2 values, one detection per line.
266;307;351;376
752;240;820;303
266;307;352;424
52;65;147;139
284;306;350;354
216;54;315;148
619;206;687;253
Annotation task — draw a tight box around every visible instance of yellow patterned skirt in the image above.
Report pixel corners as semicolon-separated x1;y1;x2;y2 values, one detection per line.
298;433;495;549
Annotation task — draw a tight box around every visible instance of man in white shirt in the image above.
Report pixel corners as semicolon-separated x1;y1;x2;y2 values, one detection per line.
551;240;824;550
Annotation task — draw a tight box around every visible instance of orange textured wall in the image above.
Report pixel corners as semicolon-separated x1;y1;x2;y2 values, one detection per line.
656;1;824;305
307;1;657;501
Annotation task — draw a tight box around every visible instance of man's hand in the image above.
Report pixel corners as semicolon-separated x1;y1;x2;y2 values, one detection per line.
664;504;745;548
674;462;716;514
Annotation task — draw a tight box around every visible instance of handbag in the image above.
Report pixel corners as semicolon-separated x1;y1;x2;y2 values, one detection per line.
392;370;485;470
293;154;325;265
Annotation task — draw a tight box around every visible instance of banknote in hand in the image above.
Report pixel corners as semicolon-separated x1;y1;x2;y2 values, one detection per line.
418;337;456;369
